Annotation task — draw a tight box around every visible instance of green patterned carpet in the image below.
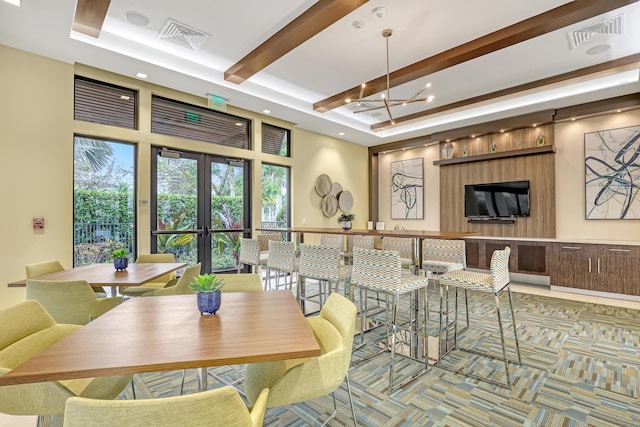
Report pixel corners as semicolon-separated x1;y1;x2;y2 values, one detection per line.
119;289;640;426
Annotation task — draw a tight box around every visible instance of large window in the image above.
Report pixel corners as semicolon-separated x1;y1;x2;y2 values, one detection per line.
261;164;290;229
73;136;136;266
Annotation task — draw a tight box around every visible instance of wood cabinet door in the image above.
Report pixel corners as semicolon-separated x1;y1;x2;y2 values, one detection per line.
550;244;595;290
598;245;640;295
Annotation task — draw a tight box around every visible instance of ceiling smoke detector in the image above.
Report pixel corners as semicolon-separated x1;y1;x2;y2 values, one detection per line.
371;7;387;19
158;19;209;51
352;20;365;30
124;11;150;27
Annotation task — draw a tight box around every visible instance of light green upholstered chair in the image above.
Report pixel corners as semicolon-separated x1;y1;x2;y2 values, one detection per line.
26;279;123;325
244;292;358;426
0;300;132;426
220;273;263;292
141;263;201;297
63;386;269;427
26;260;108;298
120;253;178;297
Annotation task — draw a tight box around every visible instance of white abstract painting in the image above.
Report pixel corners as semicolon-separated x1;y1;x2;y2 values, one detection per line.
391;158;424;219
585;125;640;219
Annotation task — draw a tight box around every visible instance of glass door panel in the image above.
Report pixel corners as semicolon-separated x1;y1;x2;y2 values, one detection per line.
152;148;250;273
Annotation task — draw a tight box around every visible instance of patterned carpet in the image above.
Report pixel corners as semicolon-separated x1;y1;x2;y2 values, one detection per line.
118;287;640;426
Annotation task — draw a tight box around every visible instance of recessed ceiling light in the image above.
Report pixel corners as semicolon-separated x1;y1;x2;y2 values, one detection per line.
572;117;576;121
2;0;20;6
234;122;243;126
262;109;271;114
124;11;151;27
617;109;622;113
135;72;148;79
338;132;345;136
120;95;131;100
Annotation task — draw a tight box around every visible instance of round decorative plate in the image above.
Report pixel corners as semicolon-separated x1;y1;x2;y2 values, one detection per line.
338;190;353;212
536;133;546;146
315;174;332;196
330;182;343;196
321;195;338;217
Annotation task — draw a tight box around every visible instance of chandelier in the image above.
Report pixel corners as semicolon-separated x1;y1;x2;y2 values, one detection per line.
346;29;434;125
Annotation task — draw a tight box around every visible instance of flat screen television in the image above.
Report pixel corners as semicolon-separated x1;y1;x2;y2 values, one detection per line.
464;180;530;218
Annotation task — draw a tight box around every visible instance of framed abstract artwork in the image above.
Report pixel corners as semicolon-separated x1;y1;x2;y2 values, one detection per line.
390;158;424;219
584;125;640;219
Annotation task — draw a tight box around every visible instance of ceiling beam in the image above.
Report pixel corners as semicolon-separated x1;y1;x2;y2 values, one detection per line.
72;0;111;38
370;54;640;131
224;0;368;84
314;0;639;113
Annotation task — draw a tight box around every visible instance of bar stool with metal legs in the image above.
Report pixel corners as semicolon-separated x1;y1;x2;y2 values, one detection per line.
382;237;415;271
265;240;298;291
238;238;267;276
421;238;469;359
350;247;430;394
297;243;352;312
438;246;521;388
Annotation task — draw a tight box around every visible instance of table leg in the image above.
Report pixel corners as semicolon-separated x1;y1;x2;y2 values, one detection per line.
198;367;208;391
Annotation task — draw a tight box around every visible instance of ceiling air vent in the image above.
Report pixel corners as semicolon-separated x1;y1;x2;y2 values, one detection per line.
158;19;209;51
567;14;624;49
346;102;376;113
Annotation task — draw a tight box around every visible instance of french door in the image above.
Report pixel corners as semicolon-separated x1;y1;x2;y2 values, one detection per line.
150;147;250;273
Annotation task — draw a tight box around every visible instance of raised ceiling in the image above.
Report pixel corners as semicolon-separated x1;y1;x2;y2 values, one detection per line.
1;0;639;147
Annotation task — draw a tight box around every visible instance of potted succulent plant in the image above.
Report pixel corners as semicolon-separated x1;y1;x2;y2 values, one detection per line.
112;248;129;271
337;213;355;231
189;273;225;315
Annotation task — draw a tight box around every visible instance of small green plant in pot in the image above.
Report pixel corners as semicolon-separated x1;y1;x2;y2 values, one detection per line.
189;274;225;315
337;213;355;231
112;249;129;271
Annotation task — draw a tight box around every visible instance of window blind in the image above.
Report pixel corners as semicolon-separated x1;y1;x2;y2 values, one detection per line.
151;96;250;150
74;76;137;129
262;123;290;156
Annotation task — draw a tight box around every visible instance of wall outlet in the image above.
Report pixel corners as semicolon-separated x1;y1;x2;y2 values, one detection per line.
302;218;307;225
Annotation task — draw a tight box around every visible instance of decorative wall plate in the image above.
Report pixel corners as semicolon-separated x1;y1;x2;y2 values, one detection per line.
338;190;353;212
321;194;338;217
315;174;332;196
330;182;342;196
536;133;546;146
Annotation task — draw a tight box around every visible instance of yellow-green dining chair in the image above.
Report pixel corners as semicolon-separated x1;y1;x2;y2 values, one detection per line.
120;253;178;297
26;260;108;298
244;292;358;426
0;300;132;427
63;386;269;427
26;279;123;325
141;263;202;297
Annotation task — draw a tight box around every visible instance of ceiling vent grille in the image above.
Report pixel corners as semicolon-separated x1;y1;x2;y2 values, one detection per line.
567;14;624;49
158;19;209;51
346;102;376;112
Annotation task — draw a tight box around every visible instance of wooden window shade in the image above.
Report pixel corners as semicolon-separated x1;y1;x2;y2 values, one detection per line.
262;123;290;157
151;96;250;150
74;76;137;129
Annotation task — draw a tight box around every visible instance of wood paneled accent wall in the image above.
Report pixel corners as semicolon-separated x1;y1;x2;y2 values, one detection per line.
439;124;556;238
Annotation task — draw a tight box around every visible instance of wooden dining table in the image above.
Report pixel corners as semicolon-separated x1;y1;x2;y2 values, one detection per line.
7;262;187;290
0;291;321;391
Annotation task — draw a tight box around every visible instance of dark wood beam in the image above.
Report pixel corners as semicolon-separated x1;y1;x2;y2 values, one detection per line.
314;0;639;113
225;0;368;84
371;54;640;130
554;92;640;121
72;0;111;38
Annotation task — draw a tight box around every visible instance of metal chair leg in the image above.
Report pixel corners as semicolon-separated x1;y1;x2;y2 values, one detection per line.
345;373;358;427
494;293;511;387
507;287;522;364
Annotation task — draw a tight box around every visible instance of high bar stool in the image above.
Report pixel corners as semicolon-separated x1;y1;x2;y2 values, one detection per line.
421;238;469;359
350;247;430;393
439;246;521;388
